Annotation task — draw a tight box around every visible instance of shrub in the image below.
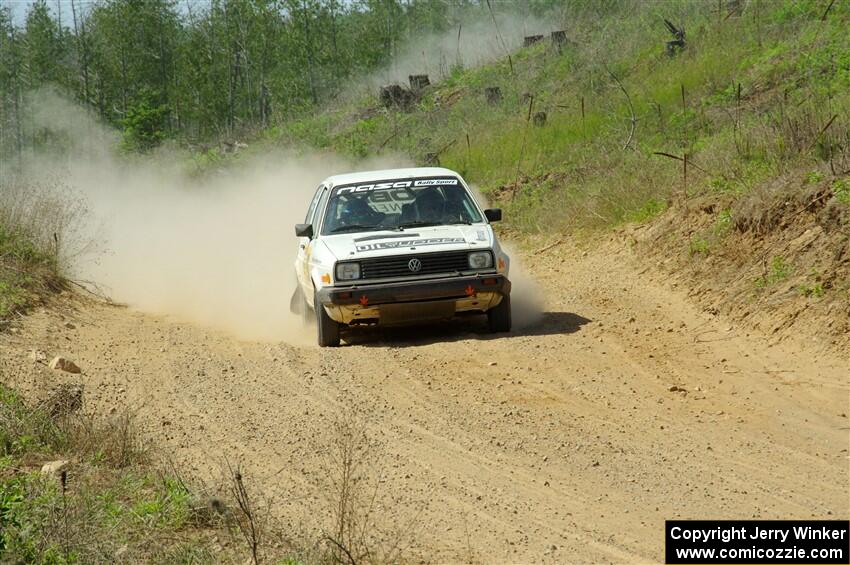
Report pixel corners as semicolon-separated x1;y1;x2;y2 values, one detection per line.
0;179;89;319
121;89;171;152
754;256;792;288
833;179;850;206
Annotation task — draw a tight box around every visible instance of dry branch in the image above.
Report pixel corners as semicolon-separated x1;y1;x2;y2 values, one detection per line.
535;239;564;254
604;66;637;150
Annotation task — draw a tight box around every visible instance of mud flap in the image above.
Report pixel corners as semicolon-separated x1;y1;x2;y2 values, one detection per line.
289;287;303;315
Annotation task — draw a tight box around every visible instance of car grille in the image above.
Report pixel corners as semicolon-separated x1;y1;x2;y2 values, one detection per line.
358;250;477;280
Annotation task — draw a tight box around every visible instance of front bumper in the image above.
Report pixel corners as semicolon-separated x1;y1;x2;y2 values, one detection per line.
317;274;511;307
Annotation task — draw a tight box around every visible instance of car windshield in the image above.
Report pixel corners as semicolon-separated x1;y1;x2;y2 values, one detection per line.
320;176;483;235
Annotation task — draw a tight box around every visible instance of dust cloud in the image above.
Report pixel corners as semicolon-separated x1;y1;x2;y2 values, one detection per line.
505;253;544;330
355;11;558;93
73;154;379;344
7;90;541;342
7;91;406;342
466;183;543;330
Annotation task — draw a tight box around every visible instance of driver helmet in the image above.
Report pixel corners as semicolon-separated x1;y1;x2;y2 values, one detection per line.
415;189;445;222
339;197;375;226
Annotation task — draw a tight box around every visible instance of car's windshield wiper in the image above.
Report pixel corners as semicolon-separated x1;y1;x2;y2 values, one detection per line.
329;224;382;233
395;221;442;230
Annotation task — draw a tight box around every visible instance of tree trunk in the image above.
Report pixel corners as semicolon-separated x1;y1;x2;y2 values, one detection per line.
303;1;318;105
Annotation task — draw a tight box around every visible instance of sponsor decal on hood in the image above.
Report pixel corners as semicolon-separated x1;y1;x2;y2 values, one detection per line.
356;237;465;252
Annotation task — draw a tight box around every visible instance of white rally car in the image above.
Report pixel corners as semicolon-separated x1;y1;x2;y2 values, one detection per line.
290;167;511;346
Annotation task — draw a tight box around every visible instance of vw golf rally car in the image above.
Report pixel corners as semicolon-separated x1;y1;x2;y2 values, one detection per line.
290;167;511;347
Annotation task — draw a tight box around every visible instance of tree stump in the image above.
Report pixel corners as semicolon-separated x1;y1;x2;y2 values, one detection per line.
379;84;415;109
520;92;533;106
484;86;502;105
409;74;431;90
523;35;544;47
551;30;567;51
423;152;440;166
533;112;547;127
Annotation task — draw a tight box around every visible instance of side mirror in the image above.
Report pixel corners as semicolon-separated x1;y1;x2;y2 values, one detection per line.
295;223;313;238
484;208;502;222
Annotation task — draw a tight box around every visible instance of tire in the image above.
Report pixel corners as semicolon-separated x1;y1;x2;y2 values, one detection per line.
487;294;512;333
315;291;341;347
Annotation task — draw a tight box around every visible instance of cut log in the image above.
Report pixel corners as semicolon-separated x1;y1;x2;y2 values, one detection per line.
408;74;431;90
533;111;547;127
379;84;416;109
523;35;544;47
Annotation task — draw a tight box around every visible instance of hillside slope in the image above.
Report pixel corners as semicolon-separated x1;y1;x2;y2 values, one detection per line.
263;0;849;351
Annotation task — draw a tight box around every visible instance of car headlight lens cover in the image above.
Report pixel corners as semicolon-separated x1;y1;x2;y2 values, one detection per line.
336;262;361;280
468;251;493;269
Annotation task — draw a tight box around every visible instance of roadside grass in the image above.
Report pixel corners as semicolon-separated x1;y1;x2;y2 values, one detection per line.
754;256;793;289
1;382;406;564
0;179;92;322
0;383;218;563
833;179;850;206
0;224;60;319
798;281;825;299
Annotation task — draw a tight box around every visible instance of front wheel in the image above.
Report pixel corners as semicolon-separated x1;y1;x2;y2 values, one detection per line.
315;292;341;347
487;294;512;333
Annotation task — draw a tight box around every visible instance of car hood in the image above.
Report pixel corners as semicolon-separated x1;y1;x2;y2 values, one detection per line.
321;224;494;261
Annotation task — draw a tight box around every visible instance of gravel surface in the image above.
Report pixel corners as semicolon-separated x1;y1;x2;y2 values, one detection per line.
2;240;847;563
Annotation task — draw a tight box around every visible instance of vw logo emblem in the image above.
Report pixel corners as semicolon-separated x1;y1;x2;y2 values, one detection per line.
407;258;422;272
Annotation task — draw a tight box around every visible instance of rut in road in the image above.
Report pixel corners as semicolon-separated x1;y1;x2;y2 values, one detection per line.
3;239;847;563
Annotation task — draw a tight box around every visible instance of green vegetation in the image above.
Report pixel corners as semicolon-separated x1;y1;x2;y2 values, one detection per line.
688;236;710;256
121;88;171;152
0;0;560;151
798;282;825;298
0;383;215;563
833;179;850;206
0;205;62;320
1;382;393;564
797;268;827;299
755;256;793;288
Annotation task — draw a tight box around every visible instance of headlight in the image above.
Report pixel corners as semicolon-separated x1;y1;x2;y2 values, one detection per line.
335;262;361;280
468;251;493;269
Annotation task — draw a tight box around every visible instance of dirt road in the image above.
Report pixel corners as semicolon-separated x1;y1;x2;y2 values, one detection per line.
3;239;848;563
